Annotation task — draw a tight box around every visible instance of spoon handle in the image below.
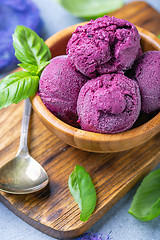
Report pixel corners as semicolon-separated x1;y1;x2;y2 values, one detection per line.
16;98;32;156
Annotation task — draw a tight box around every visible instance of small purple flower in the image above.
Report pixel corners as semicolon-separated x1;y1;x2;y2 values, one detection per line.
75;231;113;240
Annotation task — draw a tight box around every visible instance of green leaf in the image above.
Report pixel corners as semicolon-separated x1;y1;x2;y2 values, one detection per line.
157;34;160;39
54;0;124;19
13;25;51;68
68;165;97;222
0;71;39;110
37;61;51;74
18;63;38;75
18;61;50;75
128;169;160;221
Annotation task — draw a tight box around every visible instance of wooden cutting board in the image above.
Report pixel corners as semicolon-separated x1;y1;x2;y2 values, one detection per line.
0;1;160;239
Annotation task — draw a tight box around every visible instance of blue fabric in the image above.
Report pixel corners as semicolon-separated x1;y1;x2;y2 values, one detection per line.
0;0;160;239
0;0;42;73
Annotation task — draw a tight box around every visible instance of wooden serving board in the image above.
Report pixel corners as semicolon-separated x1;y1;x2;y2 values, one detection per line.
0;1;160;239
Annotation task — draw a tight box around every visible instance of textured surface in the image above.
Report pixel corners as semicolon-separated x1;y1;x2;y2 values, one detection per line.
131;51;160;113
67;16;141;78
39;55;88;127
77;73;141;133
0;1;160;240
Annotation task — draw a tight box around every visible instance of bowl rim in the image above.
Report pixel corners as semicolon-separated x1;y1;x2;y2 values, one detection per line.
31;24;160;148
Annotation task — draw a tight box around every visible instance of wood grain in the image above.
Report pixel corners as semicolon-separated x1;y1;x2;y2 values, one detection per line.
0;1;160;239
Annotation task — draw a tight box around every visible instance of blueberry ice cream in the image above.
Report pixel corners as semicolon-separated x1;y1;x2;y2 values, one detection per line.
39;55;88;127
77;73;141;133
67;15;141;78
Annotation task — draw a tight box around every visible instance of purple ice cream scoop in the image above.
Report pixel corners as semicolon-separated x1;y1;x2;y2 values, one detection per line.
39;55;88;127
132;51;160;114
67;15;141;78
77;73;141;134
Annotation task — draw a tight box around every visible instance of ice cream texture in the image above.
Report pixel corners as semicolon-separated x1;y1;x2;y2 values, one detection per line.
77;73;141;134
39;55;88;127
67;15;141;78
38;16;159;134
132;51;160;114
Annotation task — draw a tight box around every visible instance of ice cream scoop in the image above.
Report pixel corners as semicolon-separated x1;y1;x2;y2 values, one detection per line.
39;55;88;127
77;73;141;133
67;15;141;78
131;51;160;114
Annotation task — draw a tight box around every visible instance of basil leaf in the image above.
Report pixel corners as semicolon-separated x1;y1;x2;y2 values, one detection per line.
0;71;39;109
128;169;160;221
68;165;97;222
54;0;124;19
13;25;51;68
18;63;38;75
158;34;160;39
18;61;50;75
37;61;51;74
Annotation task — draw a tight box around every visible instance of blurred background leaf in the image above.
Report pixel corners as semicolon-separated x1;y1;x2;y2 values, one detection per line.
54;0;124;19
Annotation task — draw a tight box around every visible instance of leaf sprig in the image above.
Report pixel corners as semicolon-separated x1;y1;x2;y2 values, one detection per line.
68;165;97;222
129;168;160;221
0;25;51;110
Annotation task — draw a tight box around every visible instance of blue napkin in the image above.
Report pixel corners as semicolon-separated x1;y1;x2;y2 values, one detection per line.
0;0;43;72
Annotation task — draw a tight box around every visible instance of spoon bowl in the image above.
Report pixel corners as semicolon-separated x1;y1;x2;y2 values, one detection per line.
0;99;49;194
0;154;48;194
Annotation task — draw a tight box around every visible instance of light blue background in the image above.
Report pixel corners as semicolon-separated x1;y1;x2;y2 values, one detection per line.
0;0;160;239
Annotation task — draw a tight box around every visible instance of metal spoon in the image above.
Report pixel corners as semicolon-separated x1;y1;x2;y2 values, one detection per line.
0;98;49;194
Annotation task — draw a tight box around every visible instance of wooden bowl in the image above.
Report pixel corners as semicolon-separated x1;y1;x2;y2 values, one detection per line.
31;24;160;153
